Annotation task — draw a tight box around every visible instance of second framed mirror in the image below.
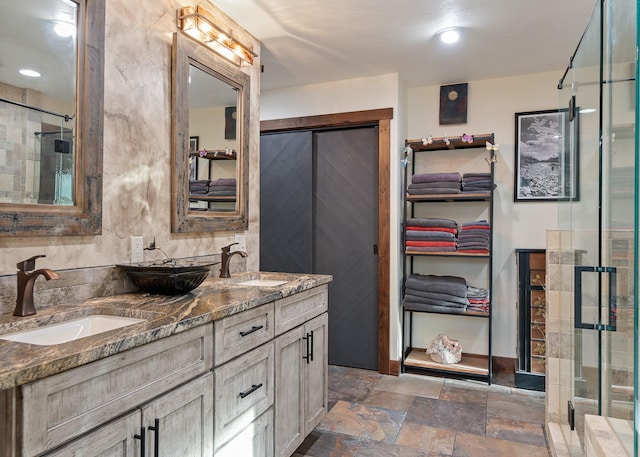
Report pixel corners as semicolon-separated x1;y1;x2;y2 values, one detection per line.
171;32;249;232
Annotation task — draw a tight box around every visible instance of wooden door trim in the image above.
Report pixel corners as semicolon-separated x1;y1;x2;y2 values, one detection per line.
260;108;393;375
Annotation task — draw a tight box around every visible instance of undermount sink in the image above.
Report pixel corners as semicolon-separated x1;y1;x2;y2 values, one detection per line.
236;279;289;287
0;315;145;346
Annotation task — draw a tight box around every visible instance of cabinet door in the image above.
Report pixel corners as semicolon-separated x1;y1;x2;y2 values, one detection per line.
274;325;305;457
141;373;213;457
44;410;140;457
215;408;273;457
304;312;328;434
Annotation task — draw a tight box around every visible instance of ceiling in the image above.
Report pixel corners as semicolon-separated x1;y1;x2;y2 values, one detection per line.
0;0;77;101
0;1;598;106
211;0;597;92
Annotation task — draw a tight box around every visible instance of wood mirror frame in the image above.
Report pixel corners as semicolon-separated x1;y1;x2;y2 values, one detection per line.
0;0;104;237
171;32;250;233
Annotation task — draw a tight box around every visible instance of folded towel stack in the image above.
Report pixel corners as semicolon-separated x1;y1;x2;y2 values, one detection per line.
405;218;458;253
189;179;210;195
403;274;469;314
207;177;237;196
467;285;490;313
461;173;494;193
457;220;490;254
408;172;462;195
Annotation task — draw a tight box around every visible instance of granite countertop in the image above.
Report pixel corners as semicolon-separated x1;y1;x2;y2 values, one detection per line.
0;271;332;391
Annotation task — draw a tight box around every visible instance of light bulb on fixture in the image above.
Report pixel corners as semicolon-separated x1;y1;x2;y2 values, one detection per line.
439;28;460;44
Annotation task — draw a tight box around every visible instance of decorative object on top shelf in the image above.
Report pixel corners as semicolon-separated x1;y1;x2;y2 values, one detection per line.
190;148;237;160
405;133;494;152
426;334;462;364
514;109;577;202
439;83;468;125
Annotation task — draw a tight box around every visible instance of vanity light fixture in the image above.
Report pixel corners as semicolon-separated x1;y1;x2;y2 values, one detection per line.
177;5;257;66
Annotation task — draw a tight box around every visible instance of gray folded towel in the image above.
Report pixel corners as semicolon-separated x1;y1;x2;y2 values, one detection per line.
412;172;462;184
406;218;457;229
409;182;464;189
404;288;469;306
405;274;468;297
403;300;468;314
407;187;461;195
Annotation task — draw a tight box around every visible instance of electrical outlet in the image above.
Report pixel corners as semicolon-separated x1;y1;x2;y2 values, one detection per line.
130;236;144;263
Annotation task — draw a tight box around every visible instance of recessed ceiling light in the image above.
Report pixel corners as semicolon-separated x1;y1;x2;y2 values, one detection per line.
439;28;460;44
19;69;41;78
54;21;75;37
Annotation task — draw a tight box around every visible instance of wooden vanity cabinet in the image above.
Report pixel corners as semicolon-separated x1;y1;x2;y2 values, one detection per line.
6;324;214;457
274;287;328;457
45;373;213;457
0;283;330;457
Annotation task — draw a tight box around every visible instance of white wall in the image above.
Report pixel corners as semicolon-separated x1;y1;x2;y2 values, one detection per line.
261;70;562;360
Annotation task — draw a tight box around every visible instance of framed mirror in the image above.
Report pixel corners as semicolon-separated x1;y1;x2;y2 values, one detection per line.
0;0;104;236
171;32;249;232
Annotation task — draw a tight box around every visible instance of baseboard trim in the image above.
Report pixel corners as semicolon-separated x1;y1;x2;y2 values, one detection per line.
383;359;400;376
492;356;516;374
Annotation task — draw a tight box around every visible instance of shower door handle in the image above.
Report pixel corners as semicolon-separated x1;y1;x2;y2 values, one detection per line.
574;266;617;331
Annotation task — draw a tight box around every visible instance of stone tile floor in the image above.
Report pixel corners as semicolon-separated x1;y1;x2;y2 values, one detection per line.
294;366;549;457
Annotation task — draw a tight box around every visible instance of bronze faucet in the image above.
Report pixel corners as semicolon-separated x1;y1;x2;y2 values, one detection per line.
14;255;59;317
219;243;247;278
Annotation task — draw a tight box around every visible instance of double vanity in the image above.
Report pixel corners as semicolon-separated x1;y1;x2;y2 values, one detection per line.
0;271;331;457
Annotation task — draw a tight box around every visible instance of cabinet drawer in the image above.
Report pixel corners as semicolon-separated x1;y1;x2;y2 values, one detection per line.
274;285;328;336
214;302;274;366
214;342;274;449
214;408;273;457
20;324;213;456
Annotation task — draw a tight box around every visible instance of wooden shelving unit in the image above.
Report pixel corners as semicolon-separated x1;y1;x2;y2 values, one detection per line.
401;133;495;383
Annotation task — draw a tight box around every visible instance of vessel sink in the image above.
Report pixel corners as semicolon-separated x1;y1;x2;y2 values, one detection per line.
236;278;289;287
0;315;145;346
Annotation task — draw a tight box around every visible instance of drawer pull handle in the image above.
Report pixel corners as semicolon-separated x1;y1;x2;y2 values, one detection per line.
239;383;263;399
240;325;264;337
148;418;160;457
134;426;146;457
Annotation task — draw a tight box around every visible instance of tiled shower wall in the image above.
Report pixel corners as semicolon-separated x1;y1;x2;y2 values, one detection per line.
0;82;42;203
546;229;635;456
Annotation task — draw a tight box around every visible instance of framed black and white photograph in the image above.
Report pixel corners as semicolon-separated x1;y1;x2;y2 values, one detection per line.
514;109;577;201
189;136;199;181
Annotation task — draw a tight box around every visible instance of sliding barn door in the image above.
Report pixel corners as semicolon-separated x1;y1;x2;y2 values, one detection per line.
314;128;379;370
260;131;313;273
260;126;379;370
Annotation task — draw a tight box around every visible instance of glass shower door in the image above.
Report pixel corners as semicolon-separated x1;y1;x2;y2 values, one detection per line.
558;0;637;454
